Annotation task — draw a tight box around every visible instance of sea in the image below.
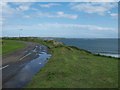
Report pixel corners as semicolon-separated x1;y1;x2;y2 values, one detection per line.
54;38;119;58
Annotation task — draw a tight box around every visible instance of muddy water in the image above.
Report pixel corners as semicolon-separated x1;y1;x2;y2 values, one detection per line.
3;50;51;88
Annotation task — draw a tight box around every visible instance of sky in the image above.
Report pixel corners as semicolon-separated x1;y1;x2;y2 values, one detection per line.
1;1;118;38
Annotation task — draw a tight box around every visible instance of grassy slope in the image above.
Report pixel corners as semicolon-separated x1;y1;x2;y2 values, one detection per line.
26;39;118;88
2;40;26;55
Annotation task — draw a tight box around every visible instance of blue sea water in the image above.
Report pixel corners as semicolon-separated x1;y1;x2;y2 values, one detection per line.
55;38;119;58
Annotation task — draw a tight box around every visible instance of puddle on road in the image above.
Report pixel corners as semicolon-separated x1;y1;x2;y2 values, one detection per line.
3;52;51;88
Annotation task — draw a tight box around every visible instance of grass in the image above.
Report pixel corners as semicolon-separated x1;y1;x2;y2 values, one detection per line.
25;38;118;88
2;40;26;55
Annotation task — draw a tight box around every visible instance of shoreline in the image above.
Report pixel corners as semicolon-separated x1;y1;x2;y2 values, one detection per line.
66;45;119;59
55;38;118;59
97;53;119;58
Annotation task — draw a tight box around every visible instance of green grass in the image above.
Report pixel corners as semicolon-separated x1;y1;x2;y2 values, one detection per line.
25;39;118;88
2;40;26;55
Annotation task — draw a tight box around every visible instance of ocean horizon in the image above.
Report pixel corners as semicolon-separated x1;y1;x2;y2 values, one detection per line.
54;38;119;58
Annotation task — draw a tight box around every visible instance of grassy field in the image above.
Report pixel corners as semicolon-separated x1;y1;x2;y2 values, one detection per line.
2;40;26;55
25;38;118;88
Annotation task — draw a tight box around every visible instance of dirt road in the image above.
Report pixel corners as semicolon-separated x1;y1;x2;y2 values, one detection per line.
2;41;50;88
2;41;39;66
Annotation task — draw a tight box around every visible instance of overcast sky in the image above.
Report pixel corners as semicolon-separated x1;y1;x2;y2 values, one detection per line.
1;1;118;38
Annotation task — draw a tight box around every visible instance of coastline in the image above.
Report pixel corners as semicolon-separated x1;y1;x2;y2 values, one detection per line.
98;53;119;58
55;38;119;59
68;45;119;59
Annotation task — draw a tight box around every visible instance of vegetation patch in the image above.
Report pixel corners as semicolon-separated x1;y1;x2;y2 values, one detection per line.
24;38;118;88
2;39;26;55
